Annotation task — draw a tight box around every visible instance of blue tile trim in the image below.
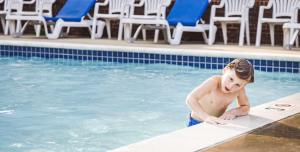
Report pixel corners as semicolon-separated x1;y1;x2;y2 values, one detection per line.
0;45;300;73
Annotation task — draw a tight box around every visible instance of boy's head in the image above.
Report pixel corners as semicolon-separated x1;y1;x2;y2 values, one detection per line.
221;59;254;93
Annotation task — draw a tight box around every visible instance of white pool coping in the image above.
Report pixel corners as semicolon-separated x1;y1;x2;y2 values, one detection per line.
111;93;300;152
1;40;300;62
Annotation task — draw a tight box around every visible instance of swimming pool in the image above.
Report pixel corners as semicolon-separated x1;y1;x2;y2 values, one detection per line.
0;56;300;152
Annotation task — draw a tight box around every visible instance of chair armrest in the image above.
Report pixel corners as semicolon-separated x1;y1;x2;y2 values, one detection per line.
96;0;109;7
133;0;145;7
40;0;56;5
247;0;255;8
162;0;171;7
259;0;273;10
156;4;168;19
292;6;300;22
93;0;109;16
120;3;133;18
258;1;274;20
23;0;36;4
210;0;225;19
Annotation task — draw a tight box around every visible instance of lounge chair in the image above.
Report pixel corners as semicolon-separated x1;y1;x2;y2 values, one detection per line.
118;0;216;45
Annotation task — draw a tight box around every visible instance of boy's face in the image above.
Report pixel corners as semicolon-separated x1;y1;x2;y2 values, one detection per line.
221;68;248;93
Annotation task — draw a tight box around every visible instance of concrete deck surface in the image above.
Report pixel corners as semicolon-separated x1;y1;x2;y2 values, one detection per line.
203;113;300;152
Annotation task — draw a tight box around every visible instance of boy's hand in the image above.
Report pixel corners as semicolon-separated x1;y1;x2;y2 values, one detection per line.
220;111;237;120
204;116;226;125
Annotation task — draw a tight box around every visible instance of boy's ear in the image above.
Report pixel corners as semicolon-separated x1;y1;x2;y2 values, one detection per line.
223;66;230;73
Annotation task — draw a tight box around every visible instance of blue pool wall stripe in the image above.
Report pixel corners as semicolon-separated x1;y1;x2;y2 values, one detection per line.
0;45;299;73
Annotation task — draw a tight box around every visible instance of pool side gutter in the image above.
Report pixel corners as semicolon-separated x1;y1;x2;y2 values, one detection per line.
111;93;300;152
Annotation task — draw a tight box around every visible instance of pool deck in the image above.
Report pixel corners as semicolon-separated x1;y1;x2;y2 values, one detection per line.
112;93;300;152
203;113;300;152
0;35;300;61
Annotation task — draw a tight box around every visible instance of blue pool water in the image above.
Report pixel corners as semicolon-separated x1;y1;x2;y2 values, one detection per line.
0;57;300;152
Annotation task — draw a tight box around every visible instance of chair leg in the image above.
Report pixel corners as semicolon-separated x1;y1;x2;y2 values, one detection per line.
269;24;275;46
106;20;111;39
118;21;123;41
208;21;216;45
91;17;98;39
14;20;22;37
255;21;262;47
96;21;105;38
154;28;159;43
0;18;5;33
4;20;15;35
20;21;29;35
290;30;299;47
124;23;131;41
239;21;245;46
221;22;227;45
246;20;250;46
170;23;183;45
34;24;41;37
283;26;290;49
202;32;208;44
296;36;299;47
47;20;64;39
133;25;143;40
142;29;146;41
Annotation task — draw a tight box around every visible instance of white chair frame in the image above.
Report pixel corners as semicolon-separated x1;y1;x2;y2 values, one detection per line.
209;0;255;46
118;0;170;43
91;0;134;39
5;0;55;37
255;0;300;47
283;6;300;49
0;0;8;34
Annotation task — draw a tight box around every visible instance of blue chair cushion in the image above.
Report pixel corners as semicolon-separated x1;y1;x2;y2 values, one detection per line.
45;0;96;22
167;0;209;26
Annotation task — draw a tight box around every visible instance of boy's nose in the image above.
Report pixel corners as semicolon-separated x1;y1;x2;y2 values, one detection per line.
228;84;234;89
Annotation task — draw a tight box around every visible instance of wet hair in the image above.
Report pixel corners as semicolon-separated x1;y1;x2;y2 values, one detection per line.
225;58;254;83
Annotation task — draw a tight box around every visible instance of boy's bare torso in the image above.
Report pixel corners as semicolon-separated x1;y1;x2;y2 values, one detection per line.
191;76;240;121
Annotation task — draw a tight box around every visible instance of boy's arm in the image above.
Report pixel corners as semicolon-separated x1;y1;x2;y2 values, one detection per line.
186;76;225;124
221;88;250;120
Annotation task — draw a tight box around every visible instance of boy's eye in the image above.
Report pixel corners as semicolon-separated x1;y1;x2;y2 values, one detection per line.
236;84;240;87
230;78;233;81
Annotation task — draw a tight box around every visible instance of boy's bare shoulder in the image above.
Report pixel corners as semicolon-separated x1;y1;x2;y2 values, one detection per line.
203;75;221;88
209;75;222;83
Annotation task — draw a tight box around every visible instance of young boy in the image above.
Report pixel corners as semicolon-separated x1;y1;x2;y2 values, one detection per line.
186;58;254;126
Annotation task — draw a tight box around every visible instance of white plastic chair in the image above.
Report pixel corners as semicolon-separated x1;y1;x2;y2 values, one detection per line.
283;6;300;49
209;0;255;46
118;0;171;43
5;0;55;36
0;0;8;34
3;0;24;35
91;0;135;39
256;0;300;47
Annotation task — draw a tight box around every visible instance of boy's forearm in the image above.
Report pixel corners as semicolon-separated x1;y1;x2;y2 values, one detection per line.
230;106;250;117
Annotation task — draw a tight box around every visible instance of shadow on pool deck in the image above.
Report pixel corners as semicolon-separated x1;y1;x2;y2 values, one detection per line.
203;113;300;152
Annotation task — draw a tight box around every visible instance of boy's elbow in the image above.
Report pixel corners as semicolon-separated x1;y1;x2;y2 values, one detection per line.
185;94;193;106
243;106;250;115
